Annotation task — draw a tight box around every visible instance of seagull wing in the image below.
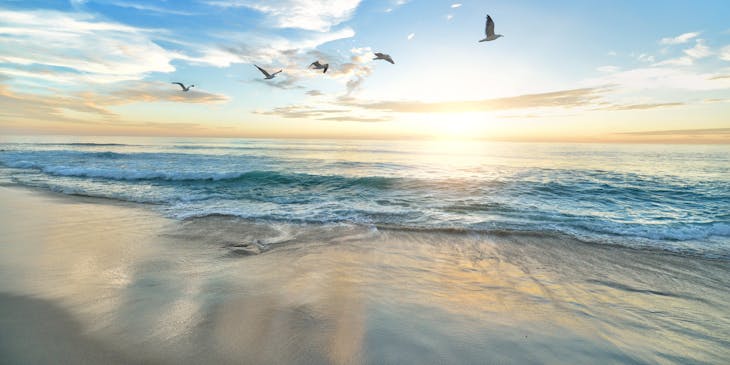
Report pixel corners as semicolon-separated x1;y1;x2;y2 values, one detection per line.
486;15;495;37
374;52;384;58
171;82;186;90
255;65;271;78
385;55;394;64
272;70;282;76
323;64;328;73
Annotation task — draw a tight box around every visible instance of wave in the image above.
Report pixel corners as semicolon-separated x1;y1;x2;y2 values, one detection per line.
8;164;400;189
173;212;730;259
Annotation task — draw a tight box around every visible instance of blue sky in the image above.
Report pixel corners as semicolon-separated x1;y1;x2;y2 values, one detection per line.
1;0;729;142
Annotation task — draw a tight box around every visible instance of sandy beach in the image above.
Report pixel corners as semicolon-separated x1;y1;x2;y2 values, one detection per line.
1;185;728;364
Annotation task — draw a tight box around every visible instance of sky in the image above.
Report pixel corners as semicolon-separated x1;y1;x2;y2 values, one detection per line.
1;0;729;143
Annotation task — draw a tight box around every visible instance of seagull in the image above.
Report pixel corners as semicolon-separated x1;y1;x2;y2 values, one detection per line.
373;52;394;64
255;65;282;80
172;82;195;92
479;15;503;42
309;60;329;73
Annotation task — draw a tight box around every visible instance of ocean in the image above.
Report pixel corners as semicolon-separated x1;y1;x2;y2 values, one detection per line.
1;136;728;258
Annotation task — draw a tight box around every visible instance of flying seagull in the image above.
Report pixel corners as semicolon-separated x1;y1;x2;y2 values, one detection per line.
479;15;503;42
172;82;194;92
255;65;282;79
309;60;329;73
373;52;394;64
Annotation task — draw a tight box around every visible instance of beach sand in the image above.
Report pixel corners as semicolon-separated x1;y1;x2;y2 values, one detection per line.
1;185;728;364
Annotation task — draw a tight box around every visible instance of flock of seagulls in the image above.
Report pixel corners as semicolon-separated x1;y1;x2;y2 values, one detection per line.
172;14;502;89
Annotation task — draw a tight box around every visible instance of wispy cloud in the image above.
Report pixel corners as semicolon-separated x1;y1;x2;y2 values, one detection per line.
597;65;620;73
617;128;730;136
660;32;700;45
720;45;730;61
0;10;179;83
637;53;655;63
598;102;684;111
106;1;198;16
345;87;609;113
204;0;361;31
683;39;712;59
0;79;228;125
451;3;462;8
255;104;391;122
653;56;693;66
587;66;730;91
407;33;415;41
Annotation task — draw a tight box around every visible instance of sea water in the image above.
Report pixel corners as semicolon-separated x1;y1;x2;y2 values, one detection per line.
1;136;728;258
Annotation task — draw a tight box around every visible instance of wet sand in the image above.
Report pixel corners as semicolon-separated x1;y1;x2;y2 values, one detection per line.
0;186;728;364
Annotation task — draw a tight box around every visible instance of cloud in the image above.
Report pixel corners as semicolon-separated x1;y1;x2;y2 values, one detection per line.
586;66;730;91
253;76;304;90
108;81;230;104
660;32;700;45
105;1;198;16
683;39;712;59
346;87;608;113
708;74;730;80
203;27;355;69
720;46;730;61
617;128;730;136
306;90;324;96
446;14;454;21
407;33;415;41
204;0;362;31
317;115;391;122
637;53;655;63
598;102;684;111
653;56;693;66
255;104;390;122
703;98;730;103
0;9;179;83
597;65;620;73
451;3;462;8
0;80;228;126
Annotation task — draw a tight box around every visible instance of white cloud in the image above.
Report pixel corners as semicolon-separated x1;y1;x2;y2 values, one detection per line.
597;65;620;73
106;2;197;16
199;27;356;68
585;66;730;91
607;51;617;56
407;33;415;41
721;46;730;61
683;39;712;59
660;32;700;45
446;14;454;21
637;53;655;63
451;3;462;8
0;8;357;86
653;56;693;66
205;0;361;31
0;10;177;83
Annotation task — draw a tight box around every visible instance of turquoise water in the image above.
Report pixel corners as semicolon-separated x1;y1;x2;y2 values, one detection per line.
1;137;728;258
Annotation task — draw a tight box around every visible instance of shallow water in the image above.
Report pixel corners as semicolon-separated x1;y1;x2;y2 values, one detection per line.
1;136;728;258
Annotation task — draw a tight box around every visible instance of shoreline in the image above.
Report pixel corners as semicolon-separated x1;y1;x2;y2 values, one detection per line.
3;182;726;262
1;185;729;364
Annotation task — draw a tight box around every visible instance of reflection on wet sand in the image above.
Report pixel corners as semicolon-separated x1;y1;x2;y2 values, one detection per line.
1;186;729;364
